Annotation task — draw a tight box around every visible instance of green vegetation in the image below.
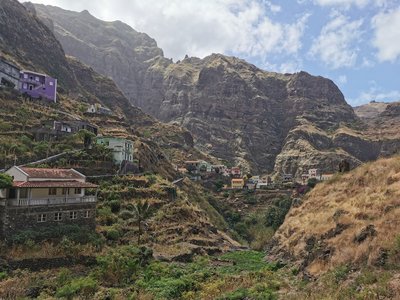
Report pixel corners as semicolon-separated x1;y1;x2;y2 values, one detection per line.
0;173;13;189
10;224;104;248
264;196;292;231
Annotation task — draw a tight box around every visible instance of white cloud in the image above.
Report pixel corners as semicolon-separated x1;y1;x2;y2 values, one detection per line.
312;0;388;9
351;86;400;105
314;0;369;8
28;0;308;62
309;14;363;69
264;1;282;13
372;8;400;62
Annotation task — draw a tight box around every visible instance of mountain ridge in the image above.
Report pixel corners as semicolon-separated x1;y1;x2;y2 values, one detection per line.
34;3;400;176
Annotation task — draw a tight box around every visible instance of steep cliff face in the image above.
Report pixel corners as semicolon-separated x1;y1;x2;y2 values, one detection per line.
33;3;166;103
35;4;400;175
0;0;75;88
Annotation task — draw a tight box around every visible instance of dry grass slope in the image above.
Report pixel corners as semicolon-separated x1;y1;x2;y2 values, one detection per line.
272;155;400;275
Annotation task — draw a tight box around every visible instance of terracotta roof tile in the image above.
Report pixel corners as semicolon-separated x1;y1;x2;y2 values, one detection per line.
20;167;84;179
12;181;97;188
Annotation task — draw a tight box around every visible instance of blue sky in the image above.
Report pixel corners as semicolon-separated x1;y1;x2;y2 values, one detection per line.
30;0;400;106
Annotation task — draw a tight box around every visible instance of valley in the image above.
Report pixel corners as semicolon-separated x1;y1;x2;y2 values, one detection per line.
0;0;400;299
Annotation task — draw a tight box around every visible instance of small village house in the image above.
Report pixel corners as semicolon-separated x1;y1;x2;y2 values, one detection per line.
184;160;202;173
245;179;257;190
0;58;20;89
87;104;113;116
231;167;241;178
199;161;212;172
231;178;244;189
211;164;227;174
20;70;57;102
308;168;320;179
256;176;271;189
283;173;293;182
320;174;334;181
97;137;134;164
0;167;98;240
301;173;310;185
53;121;98;136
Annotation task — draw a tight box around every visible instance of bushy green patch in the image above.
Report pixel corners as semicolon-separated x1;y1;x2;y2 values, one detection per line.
95;246;153;286
264;196;292;231
0;173;13;189
10;224;104;249
219;251;278;274
217;284;278;300
56;276;98;299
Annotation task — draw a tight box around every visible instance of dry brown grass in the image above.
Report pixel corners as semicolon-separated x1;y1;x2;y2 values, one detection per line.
273;156;400;275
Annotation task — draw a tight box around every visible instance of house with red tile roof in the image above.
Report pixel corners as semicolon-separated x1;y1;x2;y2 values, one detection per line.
0;166;98;240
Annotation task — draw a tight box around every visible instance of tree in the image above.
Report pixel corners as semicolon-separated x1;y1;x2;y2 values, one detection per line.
0;173;13;189
133;200;150;245
16;107;29;131
76;129;96;149
307;178;318;188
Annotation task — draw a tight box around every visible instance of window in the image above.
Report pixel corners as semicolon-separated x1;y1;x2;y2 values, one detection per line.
35;76;39;81
49;188;57;195
23;74;28;79
74;188;82;194
62;188;69;195
37;214;47;223
69;211;77;220
23;83;27;89
83;211;90;218
49;81;54;86
54;212;62;221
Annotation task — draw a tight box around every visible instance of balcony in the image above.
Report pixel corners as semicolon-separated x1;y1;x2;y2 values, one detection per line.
4;196;97;207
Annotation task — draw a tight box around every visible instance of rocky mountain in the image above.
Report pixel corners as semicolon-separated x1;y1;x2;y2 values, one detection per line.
354;101;389;119
32;3;165;104
34;4;400;176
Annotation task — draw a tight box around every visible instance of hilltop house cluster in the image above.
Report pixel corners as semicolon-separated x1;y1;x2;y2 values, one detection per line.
230;169;334;190
176;160;242;181
0;57;57;102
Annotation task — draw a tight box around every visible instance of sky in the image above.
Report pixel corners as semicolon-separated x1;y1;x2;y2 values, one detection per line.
26;0;400;106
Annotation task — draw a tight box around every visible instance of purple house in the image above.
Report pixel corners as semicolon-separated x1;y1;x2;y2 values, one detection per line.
19;70;57;103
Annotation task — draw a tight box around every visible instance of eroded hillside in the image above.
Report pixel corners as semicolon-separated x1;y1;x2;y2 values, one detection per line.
269;156;400;277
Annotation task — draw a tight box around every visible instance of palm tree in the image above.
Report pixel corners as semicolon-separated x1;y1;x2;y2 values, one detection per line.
133;200;150;245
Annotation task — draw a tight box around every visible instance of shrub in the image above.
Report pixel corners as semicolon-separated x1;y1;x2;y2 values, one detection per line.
97;206;117;226
0;271;7;281
146;174;157;185
104;227;122;241
119;209;135;220
307;178;318;188
96;246;153;286
56;276;98;299
10;224;104;249
265;197;292;231
0;173;13;189
108;199;121;213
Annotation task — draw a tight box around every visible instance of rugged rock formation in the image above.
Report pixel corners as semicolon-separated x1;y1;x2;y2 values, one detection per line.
354;101;389;119
34;4;400;175
33;3;166;103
